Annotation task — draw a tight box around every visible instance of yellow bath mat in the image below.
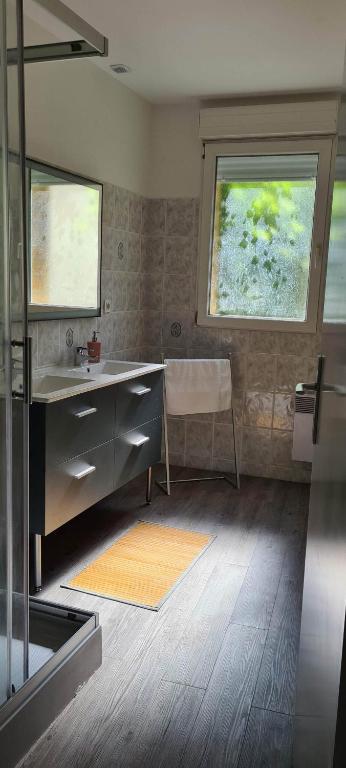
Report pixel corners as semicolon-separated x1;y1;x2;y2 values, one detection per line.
64;521;214;610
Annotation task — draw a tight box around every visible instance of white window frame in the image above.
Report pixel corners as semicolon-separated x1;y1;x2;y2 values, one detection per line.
197;136;335;333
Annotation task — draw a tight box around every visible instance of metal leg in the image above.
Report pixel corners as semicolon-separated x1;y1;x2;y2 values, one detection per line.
156;373;171;496
146;466;152;504
33;534;42;592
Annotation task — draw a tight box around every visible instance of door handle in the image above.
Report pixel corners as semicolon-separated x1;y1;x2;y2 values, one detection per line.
74;407;98;418
11;336;32;405
296;355;325;445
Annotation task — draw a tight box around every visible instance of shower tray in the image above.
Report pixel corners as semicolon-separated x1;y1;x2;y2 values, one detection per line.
0;597;102;768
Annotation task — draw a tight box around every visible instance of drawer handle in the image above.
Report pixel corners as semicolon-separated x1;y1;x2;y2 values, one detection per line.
72;465;96;480
131;385;152;397
128;435;150;448
74;407;98;419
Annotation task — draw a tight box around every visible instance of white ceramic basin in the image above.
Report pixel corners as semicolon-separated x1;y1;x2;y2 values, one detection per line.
33;375;94;395
69;361;149;376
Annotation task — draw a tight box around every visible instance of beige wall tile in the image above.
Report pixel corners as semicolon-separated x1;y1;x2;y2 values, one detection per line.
271;430;293;466
114;186;129;230
163;274;193;310
167;418;186;454
246;353;276;391
141;236;164;273
273;394;295;430
243;392;273;428
166;199;194;236
242;427;272;464
128;193;142;233
162;310;194;349
248;331;279;354
142;199;166;235
140;273;163;309
185;420;213;459
165;236;196;274
213;423;234;460
218;330;250;356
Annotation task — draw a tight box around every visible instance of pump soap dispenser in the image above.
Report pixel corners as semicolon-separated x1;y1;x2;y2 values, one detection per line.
87;330;101;363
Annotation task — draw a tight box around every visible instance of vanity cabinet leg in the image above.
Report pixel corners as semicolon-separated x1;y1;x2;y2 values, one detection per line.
33;534;42;592
146;466;152;504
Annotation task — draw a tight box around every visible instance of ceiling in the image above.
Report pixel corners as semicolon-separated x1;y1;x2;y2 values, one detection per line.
25;0;346;104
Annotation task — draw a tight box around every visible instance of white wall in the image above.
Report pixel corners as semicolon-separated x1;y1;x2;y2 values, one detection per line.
148;104;201;198
25;57;152;196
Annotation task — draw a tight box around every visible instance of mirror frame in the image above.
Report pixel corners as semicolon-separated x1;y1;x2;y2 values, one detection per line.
27;158;103;321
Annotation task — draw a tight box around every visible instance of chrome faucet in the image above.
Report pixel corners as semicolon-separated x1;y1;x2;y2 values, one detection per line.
75;346;89;367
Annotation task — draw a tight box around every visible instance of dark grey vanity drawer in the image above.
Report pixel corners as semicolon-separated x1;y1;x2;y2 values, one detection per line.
115;371;163;435
114;417;162;490
46;386;116;464
44;441;115;535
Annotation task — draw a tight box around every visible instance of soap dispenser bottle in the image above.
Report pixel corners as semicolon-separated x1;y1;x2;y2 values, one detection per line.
87;330;101;363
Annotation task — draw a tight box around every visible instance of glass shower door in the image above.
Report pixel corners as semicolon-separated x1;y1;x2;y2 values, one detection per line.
0;0;29;705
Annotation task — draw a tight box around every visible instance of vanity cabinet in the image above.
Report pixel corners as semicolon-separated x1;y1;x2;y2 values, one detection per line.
30;370;163;589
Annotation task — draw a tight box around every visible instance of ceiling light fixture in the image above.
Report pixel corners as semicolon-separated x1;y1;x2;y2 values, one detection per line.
110;64;131;74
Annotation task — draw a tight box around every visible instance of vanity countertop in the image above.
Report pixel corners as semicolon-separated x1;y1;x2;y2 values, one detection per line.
32;361;165;404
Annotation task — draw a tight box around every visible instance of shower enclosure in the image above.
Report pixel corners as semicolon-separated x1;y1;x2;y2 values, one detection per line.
0;2;105;765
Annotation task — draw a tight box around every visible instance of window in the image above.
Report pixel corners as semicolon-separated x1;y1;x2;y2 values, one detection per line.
198;138;334;332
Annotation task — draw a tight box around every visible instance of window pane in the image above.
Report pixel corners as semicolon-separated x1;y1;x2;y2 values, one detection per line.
209;154;318;321
30;172;101;309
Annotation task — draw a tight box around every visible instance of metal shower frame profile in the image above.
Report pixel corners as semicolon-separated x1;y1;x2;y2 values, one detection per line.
7;0;108;65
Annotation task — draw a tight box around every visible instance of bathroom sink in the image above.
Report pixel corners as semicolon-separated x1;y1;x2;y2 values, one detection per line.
99;361;149;375
72;360;149;376
32;375;94;395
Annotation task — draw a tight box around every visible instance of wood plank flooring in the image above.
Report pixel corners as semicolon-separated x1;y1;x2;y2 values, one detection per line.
20;469;309;768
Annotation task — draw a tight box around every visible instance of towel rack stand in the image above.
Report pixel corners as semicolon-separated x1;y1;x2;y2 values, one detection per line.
156;354;240;495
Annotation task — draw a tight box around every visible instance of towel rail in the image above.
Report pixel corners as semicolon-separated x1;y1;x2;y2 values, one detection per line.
156;353;240;495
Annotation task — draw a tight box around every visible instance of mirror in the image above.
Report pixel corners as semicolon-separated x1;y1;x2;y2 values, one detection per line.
27;159;102;320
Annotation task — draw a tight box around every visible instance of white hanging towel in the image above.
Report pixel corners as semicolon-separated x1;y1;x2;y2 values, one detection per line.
164;359;232;416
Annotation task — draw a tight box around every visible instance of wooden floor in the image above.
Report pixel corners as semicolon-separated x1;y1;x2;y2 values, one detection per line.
20;468;309;768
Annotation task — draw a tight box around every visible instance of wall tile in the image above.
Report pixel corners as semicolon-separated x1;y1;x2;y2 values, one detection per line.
166;199;194;236
165;236;196;274
194;200;200;238
212;457;236;474
126;274;140;310
114;186;129;230
141;236;164;273
99;313;115;353
276;332;318;357
248;331;279;354
140;274;163;310
242;427;272;464
183;411;213;422
213;423;234;460
140;309;162;348
185;420;213;459
102;183;115;227
218;330;249;356
271;430;293;466
163;274;193;310
243;392;273;428
142;199;165;235
231;355;246;390
113;230;128;271
127;232;141;272
101;269;112;309
276;355;298;393
167;418;185;454
128;193;142;233
273;394;295;430
246;353;276;391
185;455;212;470
125;311;141;348
37;320;60;367
112;272;127;311
190;324;220;351
101;225;115;270
162;310;194;349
